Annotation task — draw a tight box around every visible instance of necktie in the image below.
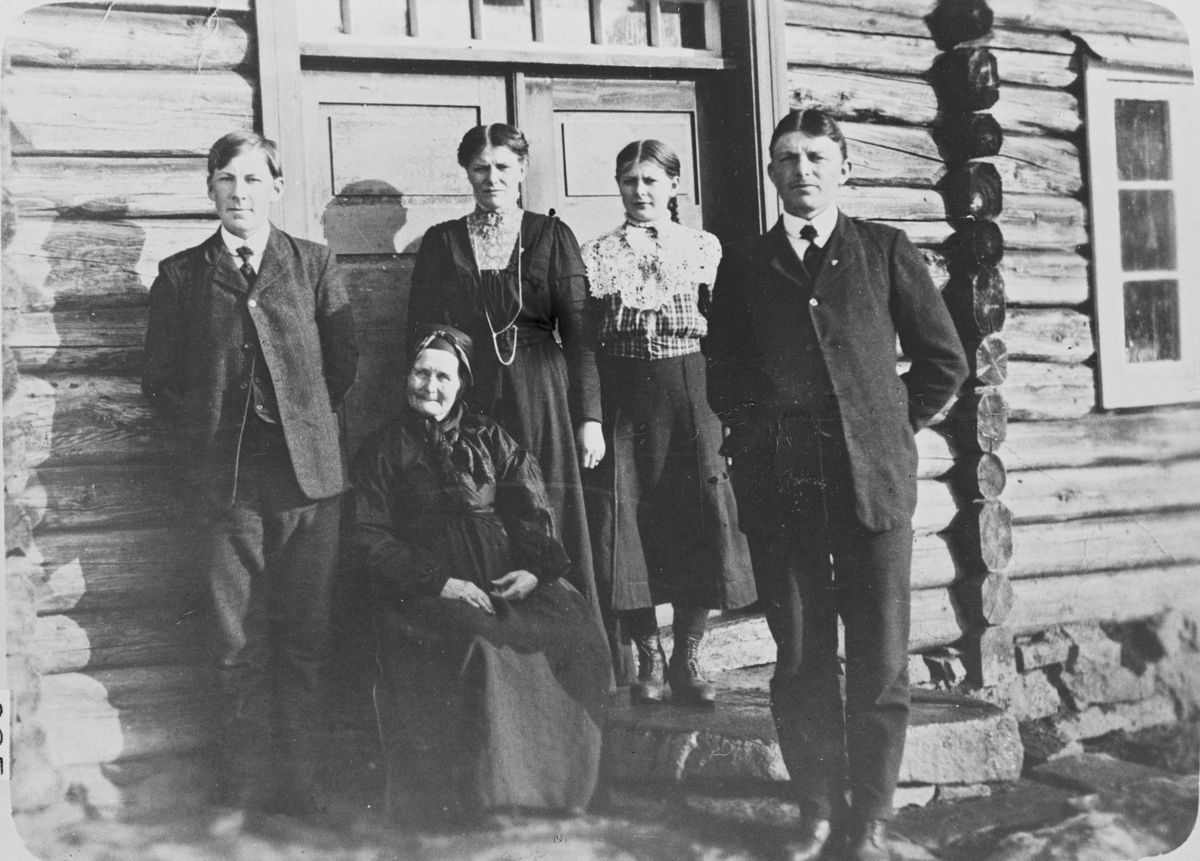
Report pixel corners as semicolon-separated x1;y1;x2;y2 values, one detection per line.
236;245;257;286
799;224;823;276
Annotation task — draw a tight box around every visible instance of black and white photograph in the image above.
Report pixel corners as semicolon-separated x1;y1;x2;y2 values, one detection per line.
1;1;1199;859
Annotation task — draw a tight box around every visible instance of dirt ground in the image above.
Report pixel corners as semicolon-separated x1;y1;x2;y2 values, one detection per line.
9;719;1198;861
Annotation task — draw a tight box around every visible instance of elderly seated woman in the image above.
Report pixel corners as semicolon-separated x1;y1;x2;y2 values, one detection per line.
351;325;611;824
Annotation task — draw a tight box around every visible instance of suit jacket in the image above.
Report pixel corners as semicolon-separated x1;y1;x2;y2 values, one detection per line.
142;226;359;503
706;212;967;532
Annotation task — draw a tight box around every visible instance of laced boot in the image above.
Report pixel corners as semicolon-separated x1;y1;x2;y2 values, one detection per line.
630;633;667;704
668;635;716;706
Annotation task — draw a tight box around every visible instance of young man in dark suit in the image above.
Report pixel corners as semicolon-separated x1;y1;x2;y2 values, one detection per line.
143;130;358;816
706;110;968;861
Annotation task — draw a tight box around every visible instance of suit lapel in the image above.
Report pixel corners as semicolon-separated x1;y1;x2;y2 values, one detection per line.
764;219;806;290
204;230;248;296
811;212;862;301
249;226;292;299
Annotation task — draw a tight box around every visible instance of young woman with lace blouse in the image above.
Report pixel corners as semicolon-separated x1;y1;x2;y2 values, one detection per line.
580;140;756;706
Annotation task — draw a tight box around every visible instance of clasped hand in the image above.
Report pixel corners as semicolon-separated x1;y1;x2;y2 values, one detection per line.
440;569;538;613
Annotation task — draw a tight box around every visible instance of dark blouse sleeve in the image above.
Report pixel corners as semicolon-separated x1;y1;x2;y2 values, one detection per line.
408;222;455;337
546;218;602;425
488;421;572;583
350;431;452;599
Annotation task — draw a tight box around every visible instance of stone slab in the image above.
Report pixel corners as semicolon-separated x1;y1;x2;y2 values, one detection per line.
604;666;1024;788
1028;752;1183;796
892;779;1081;852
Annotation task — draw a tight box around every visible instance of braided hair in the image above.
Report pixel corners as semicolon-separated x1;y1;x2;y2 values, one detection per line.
615;139;682;224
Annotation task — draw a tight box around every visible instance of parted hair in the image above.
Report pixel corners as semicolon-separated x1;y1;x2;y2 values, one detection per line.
615;139;682;224
207;130;283;182
457;123;530;168
769;109;848;161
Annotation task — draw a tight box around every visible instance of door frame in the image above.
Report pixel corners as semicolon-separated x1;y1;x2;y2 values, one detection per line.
253;0;784;240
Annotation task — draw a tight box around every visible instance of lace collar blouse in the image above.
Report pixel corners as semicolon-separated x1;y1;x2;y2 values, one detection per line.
467;205;523;271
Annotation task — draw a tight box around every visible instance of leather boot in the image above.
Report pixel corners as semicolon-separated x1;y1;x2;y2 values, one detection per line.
667;635;716;706
842;818;891;861
630;633;667;704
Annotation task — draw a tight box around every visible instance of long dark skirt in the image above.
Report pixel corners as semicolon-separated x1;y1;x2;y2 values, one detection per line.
373;578;609;821
586;351;757;612
481;333;598;613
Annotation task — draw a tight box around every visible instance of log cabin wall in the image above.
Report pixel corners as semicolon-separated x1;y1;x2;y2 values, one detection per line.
782;0;1200;673
4;0;259;815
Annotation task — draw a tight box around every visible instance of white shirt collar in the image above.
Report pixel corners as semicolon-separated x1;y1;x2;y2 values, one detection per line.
781;204;839;248
220;223;271;269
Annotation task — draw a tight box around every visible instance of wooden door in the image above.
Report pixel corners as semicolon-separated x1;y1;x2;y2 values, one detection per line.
300;71;507;447
521;76;704;246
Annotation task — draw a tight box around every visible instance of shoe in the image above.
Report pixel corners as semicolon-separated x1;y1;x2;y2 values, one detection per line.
780;817;832;861
630;633;667;704
667;635;716;706
842;819;891;861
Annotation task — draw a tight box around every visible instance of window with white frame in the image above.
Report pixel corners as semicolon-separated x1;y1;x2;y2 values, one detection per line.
1085;61;1200;409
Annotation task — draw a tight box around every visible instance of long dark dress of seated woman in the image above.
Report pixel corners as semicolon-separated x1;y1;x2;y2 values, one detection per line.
351;326;612;825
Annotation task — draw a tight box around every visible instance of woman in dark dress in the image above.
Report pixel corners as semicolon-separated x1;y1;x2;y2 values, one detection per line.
581;140;756;706
407;124;604;625
352;326;610;822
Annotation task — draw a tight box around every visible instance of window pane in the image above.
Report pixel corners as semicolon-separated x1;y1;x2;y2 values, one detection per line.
661;2;707;49
482;0;533;42
418;0;472;39
600;0;649;46
296;0;344;35
1119;189;1177;271
1124;279;1181;363
1115;99;1172;182
543;0;593;44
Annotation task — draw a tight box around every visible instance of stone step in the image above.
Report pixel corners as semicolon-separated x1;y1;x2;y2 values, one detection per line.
604;665;1024;789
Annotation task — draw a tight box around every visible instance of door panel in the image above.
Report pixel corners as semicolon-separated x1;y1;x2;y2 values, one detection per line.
300;70;507;446
522;76;702;245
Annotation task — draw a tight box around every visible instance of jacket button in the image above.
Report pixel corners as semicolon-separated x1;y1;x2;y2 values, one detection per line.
247;299;258;309
809;298;819;307
255;404;264;411
243;343;252;351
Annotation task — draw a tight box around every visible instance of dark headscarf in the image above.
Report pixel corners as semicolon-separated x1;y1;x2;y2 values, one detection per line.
406;324;488;486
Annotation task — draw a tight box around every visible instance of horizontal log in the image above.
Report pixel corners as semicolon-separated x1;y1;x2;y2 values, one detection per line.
1001;408;1200;471
6;68;255;155
912;531;957;590
30;0;252;10
954;570;1015;627
1009;508;1200;580
7;6;253;70
1001;251;1089;307
992;0;1191;44
942;387;1008;455
1008;563;1200;637
924;0;994;50
1004;308;1093;364
20;464;190;532
35;527;205;616
6;217;219;312
1003;456;1200;526
942;162;1003;221
8;308;149;350
7;157;213;219
789;68;1081;137
784;0;1077;54
785;24;1077;89
1003;361;1095;420
40;664;216;767
1074;32;1192;73
842;188;1087;250
57;751;214;817
910;585;967;651
12;347;144;376
9;373;179;469
929;48;1000;112
970;334;1007;387
34;607;207;674
941;221;1005;269
939;113;1003;162
943;499;1013;574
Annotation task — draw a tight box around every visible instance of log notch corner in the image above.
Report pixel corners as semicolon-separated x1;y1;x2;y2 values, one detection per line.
924;0;1016;689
